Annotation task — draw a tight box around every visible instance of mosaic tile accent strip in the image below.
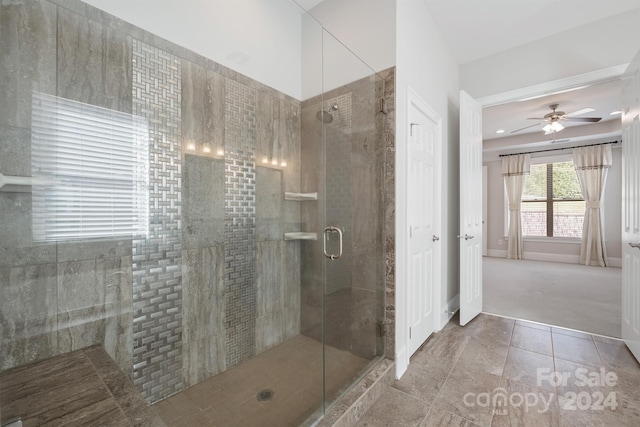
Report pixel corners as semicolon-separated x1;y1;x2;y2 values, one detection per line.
131;39;183;402
224;78;257;367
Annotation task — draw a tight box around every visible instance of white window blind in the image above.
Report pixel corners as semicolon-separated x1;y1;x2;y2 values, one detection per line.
31;92;149;242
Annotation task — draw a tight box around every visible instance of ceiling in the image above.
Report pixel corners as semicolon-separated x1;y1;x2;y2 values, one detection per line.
483;79;622;142
422;0;638;157
293;0;325;12
299;1;633;155
422;0;640;65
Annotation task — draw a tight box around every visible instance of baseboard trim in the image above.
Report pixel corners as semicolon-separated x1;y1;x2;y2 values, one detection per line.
438;294;459;331
488;249;507;258
395;346;408;379
523;252;580;264
488;250;622;267
608;257;622;267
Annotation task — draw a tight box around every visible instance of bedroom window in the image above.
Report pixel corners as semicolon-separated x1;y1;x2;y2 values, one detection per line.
521;160;585;238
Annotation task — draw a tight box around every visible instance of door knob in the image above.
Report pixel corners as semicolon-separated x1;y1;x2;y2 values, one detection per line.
433;235;440;242
456;234;474;240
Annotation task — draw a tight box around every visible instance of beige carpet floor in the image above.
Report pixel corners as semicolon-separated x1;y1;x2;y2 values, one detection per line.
483;257;622;338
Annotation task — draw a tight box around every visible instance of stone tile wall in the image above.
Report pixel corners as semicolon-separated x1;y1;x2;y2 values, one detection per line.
0;0;302;404
0;0;134;376
382;69;396;360
0;0;390;410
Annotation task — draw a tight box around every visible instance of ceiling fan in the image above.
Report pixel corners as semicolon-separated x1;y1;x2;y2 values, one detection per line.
510;103;602;135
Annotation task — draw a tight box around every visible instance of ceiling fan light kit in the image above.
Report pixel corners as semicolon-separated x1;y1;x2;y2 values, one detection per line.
543;121;564;134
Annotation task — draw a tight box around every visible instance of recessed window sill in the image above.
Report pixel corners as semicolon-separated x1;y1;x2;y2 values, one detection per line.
522;236;581;244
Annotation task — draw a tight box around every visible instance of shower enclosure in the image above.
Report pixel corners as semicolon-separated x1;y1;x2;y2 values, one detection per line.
0;1;389;425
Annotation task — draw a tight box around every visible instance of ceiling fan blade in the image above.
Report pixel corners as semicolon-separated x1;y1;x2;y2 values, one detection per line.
566;108;595;117
526;117;545;120
511;122;542;134
563;117;602;123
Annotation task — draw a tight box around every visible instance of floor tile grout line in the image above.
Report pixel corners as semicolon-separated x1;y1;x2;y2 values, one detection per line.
508;344;554;359
386;385;432;404
420;401;436;427
550;323;559;411
423;315;511;427
591;334;607;367
486;309;621;341
80;349;133;425
490;319;516;426
413;322;473;426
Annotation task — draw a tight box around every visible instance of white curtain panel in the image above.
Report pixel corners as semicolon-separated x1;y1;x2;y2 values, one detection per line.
573;144;612;267
502;154;531;259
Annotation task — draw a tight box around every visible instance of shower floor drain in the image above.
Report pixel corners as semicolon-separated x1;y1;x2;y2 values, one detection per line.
257;389;275;402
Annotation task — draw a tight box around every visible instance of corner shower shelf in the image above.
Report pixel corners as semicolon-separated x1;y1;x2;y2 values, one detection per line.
284;232;317;241
284;192;317;201
0;173;35;189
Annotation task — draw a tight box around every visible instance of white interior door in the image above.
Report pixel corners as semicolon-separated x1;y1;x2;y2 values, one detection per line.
459;90;483;326
407;89;440;356
482;165;488;257
622;51;640;362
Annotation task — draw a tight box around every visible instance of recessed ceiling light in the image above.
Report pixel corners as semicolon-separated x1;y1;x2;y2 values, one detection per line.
496;129;505;134
610;110;622;115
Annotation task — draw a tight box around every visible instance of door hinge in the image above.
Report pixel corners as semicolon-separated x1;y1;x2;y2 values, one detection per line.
378;321;388;337
380;97;389;115
409;327;412;339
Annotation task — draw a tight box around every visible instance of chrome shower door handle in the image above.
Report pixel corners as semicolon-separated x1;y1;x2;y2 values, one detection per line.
323;226;343;260
629;242;640;250
334;227;343;259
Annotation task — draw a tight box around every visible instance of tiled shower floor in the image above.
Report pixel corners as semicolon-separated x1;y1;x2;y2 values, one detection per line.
154;335;370;426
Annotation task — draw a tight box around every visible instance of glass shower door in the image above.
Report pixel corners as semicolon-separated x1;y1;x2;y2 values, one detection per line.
320;29;386;410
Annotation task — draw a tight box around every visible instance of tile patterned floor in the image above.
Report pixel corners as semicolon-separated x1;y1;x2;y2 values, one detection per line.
154;335;370;427
357;314;640;427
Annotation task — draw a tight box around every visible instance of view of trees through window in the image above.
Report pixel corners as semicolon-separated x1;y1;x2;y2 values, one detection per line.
521;161;585;238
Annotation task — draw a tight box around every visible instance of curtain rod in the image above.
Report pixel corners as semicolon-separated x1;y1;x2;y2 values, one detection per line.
498;140;621;158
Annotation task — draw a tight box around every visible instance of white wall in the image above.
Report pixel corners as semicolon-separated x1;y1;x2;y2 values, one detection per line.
84;0;304;99
395;0;459;378
460;8;640;99
300;0;396;99
304;0;395;73
85;0;396;101
484;146;622;264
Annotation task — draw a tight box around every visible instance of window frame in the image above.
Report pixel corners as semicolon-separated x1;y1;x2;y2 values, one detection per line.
504;153;584;241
